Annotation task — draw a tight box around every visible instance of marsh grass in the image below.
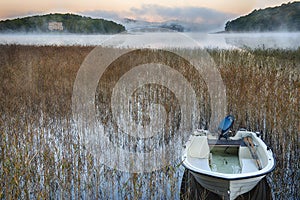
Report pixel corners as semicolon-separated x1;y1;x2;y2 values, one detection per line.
0;45;299;199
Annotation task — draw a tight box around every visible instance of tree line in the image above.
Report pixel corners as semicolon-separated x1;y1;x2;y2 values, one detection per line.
225;2;300;32
0;13;125;34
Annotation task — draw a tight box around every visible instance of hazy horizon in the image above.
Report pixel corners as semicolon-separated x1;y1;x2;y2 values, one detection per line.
0;0;296;31
0;32;299;50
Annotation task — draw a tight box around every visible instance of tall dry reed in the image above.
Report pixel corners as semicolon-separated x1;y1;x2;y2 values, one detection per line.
0;45;298;199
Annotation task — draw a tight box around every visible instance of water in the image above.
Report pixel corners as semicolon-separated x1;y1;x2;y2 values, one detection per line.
0;32;299;49
210;148;241;174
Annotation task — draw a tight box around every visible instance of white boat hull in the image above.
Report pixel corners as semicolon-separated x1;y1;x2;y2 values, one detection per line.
190;171;265;200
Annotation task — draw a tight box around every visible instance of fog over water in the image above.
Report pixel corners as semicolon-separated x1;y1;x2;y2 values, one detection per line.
0;32;299;49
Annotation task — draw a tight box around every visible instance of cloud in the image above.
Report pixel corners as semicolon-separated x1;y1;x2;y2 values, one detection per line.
81;4;236;30
130;4;235;23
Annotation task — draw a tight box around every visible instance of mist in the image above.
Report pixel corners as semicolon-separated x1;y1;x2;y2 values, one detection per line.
81;5;236;32
0;32;299;50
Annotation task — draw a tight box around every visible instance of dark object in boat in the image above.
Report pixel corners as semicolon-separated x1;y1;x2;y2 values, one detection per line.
218;115;234;140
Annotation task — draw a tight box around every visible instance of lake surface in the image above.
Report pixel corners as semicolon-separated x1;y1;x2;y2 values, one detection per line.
0;32;299;49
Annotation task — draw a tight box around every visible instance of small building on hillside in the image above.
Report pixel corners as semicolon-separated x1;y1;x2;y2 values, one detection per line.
48;22;64;31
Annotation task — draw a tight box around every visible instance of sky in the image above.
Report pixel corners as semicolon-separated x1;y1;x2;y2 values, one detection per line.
0;0;296;28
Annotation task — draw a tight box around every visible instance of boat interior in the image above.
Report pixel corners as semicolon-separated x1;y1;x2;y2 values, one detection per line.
186;133;269;174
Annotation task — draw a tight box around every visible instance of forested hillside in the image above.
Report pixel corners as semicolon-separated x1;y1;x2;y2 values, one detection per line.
225;2;300;32
0;13;125;34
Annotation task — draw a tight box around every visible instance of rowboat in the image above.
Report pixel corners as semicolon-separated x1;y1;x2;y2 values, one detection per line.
182;116;275;200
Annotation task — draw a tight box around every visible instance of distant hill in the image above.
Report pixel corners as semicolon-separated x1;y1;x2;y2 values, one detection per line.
121;18;217;32
0;13;125;34
121;18;184;32
225;2;300;32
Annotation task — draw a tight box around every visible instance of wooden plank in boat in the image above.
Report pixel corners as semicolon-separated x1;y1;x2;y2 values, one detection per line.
243;137;263;170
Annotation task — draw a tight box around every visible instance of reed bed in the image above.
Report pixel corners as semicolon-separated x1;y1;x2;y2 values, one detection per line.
0;45;299;199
